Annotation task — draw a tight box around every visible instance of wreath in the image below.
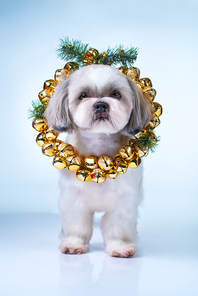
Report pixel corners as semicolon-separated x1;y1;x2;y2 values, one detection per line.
28;37;162;183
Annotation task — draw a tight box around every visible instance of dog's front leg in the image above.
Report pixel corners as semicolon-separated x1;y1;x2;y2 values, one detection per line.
101;196;138;258
58;188;94;255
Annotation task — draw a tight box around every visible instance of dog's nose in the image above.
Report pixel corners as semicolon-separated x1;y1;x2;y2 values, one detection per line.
94;101;109;113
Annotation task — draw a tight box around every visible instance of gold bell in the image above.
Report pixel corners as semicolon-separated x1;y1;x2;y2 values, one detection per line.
66;155;82;171
42;142;56;157
128;153;141;168
36;132;47;147
107;168;119;179
119;145;134;160
58;142;75;157
143;87;157;101
45;128;60;141
53;155;67;170
76;169;91;182
38;89;54;104
32;118;48;132
64;62;79;71
91;168;106;183
135;144;149;158
126;67;140;80
98;156;113;171
139;78;152;88
148;115;161;129
84;156;98;169
114;156;128;174
152;102;163;117
117;66;127;74
43;80;57;90
86;48;99;59
54;69;70;83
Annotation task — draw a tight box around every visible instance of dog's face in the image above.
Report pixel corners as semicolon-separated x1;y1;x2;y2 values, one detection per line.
45;65;152;135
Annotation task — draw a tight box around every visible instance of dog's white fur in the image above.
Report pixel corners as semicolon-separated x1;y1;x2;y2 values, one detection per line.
45;65;152;257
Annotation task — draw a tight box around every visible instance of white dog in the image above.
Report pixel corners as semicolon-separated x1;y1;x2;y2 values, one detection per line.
45;64;152;257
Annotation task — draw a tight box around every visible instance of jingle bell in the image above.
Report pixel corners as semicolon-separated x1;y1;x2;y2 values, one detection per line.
54;69;70;83
114;156;128;174
107;168;119;179
76;169;91;182
38;89;54;104
152;102;163;117
128;153;141;169
148;115;161;129
139;78;152;88
64;62;79;71
143;87;156;101
119;145;134;160
32;118;48;132
58;142;75;157
84;156;98;169
45;128;60;141
135;144;149;158
66;155;82;171
43;80;57;90
91;168;106;183
36;132;47;147
42;142;56;157
86;48;99;59
126;67;140;80
98;156;113;171
53;155;67;170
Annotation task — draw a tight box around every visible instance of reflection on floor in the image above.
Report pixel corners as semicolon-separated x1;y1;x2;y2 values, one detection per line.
0;212;197;296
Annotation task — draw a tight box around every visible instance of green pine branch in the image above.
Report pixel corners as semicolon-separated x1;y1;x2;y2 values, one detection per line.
102;45;139;67
28;99;47;120
56;36;89;65
136;132;160;153
56;36;139;67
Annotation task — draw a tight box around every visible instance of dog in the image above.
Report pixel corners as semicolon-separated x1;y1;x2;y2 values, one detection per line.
45;64;152;257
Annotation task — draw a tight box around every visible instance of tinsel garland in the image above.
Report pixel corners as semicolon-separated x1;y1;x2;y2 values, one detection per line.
29;38;162;183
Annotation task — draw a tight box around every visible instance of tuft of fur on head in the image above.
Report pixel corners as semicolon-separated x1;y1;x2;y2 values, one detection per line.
45;64;152;135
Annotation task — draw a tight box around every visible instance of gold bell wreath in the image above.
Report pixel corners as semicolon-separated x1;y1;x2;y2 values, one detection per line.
29;37;162;183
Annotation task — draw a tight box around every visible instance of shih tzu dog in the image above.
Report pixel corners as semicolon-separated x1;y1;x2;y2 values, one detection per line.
45;64;152;258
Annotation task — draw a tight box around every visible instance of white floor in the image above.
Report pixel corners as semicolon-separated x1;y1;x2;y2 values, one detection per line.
0;209;197;296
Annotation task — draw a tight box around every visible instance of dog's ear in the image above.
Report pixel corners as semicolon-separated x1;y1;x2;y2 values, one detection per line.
45;78;74;132
123;77;152;136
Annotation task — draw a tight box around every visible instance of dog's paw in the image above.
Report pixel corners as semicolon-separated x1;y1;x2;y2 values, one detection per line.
105;241;137;258
59;239;89;255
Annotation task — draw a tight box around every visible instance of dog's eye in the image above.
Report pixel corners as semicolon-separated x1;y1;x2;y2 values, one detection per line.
79;93;87;100
112;91;121;100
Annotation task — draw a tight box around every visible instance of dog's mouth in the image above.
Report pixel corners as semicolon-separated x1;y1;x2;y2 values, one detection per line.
94;112;109;121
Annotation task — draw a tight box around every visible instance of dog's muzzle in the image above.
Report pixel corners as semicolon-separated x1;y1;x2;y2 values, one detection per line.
94;101;109;120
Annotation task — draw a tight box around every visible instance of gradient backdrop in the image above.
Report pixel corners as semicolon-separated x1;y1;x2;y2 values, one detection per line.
0;0;197;222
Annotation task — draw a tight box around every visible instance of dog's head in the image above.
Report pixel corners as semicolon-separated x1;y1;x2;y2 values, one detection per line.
45;65;152;135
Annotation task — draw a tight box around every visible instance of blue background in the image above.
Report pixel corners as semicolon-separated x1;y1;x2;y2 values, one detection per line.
0;0;197;216
1;2;198;295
